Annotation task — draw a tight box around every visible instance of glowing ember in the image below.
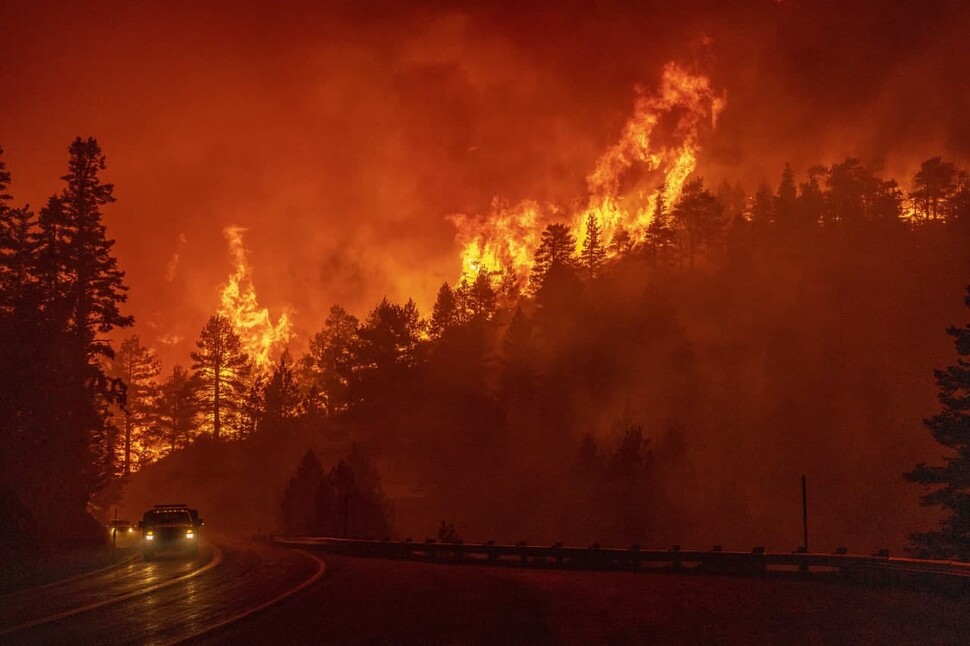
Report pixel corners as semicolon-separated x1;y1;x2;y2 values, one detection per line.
218;226;292;370
453;62;725;285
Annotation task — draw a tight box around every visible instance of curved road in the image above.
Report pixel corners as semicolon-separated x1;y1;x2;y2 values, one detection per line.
0;536;319;645
4;539;970;644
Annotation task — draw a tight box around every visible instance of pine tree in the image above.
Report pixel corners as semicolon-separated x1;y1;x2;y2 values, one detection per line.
644;185;676;266
109;335;160;475
191;315;251;439
262;350;299;432
905;286;970;558
672;177;722;270
909;157;959;222
529;223;576;292
302;305;359;416
59;137;132;355
775;163;797;228
281;449;324;535
580;213;607;279
156;365;198;454
429;282;459;338
0;206;36;315
1;139;132;546
467;270;497;320
608;226;635;257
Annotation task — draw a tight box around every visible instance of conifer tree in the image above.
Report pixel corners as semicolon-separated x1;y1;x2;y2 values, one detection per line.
608;226;635;257
529;223;576;292
303;305;359;416
580;213;607;279
109;335;160;474
467;270;497;320
429;282;459;338
775;163;797;228
59;137;133;354
262;350;299;432
281;449;324;535
908;157;959;222
156;365;198;454
906;286;970;558
672;177;722;269
644;185;676;265
191;315;251;439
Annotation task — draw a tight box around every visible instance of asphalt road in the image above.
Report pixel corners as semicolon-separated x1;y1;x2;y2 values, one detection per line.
0;536;317;645
209;553;970;645
4;538;970;645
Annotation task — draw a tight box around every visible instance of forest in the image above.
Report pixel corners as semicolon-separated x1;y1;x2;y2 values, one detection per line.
1;140;969;556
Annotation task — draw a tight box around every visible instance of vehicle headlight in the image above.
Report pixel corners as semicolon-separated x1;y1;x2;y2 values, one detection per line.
146;531;154;540
128;527;134;533
185;530;194;539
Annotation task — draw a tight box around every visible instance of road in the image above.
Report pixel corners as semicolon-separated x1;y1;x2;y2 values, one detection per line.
3;538;970;645
0;536;319;645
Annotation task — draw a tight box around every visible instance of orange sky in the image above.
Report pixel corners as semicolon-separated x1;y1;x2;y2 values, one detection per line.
2;0;968;369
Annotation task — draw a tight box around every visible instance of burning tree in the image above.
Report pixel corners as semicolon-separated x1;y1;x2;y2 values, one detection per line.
906;286;970;558
108;335;160;475
191;315;252;439
155;364;198;454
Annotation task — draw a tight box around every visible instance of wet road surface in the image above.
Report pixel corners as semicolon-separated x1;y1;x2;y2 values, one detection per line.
0;536;318;645
208;553;970;645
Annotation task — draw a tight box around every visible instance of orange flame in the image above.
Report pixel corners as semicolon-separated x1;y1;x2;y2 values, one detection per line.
218;226;292;371
453;62;725;283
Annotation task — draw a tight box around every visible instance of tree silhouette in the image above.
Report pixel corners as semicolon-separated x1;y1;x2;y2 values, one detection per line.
59;137;132;354
281;449;324;535
580;213;607;279
906;286;970;558
910;157;959;222
672;177;722;269
262;350;299;432
0;139;131;546
109;335;160;475
529;223;576;292
191;315;251;439
155;365;198;454
429;282;459;338
466;270;497;320
302;305;359;416
775;163;797;228
350;298;424;408
644;185;676;266
608;226;635;257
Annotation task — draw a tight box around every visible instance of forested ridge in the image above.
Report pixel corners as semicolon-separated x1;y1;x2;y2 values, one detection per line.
2;142;969;553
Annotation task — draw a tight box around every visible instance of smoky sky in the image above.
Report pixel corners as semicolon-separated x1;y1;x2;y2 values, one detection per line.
1;0;967;367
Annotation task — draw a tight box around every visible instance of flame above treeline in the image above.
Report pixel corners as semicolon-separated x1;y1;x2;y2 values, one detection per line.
451;62;725;284
218;226;292;370
209;62;721;370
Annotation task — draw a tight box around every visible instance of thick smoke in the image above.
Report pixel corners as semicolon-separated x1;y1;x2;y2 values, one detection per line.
2;0;969;551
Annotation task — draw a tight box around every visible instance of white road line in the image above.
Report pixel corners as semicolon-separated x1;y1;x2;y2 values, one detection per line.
0;548;223;636
0;553;141;600
166;548;327;645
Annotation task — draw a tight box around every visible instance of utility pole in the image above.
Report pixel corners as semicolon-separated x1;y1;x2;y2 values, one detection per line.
801;475;809;553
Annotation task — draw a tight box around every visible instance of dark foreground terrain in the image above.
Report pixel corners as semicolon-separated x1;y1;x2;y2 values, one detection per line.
210;552;970;645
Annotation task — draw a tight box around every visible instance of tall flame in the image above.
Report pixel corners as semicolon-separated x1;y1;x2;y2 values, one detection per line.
218;226;292;371
453;62;725;284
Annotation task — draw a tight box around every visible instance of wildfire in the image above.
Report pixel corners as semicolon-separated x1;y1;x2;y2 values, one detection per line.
452;62;725;284
218;226;292;371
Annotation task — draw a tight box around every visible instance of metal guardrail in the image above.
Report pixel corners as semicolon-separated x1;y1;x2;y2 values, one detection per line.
273;536;970;594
